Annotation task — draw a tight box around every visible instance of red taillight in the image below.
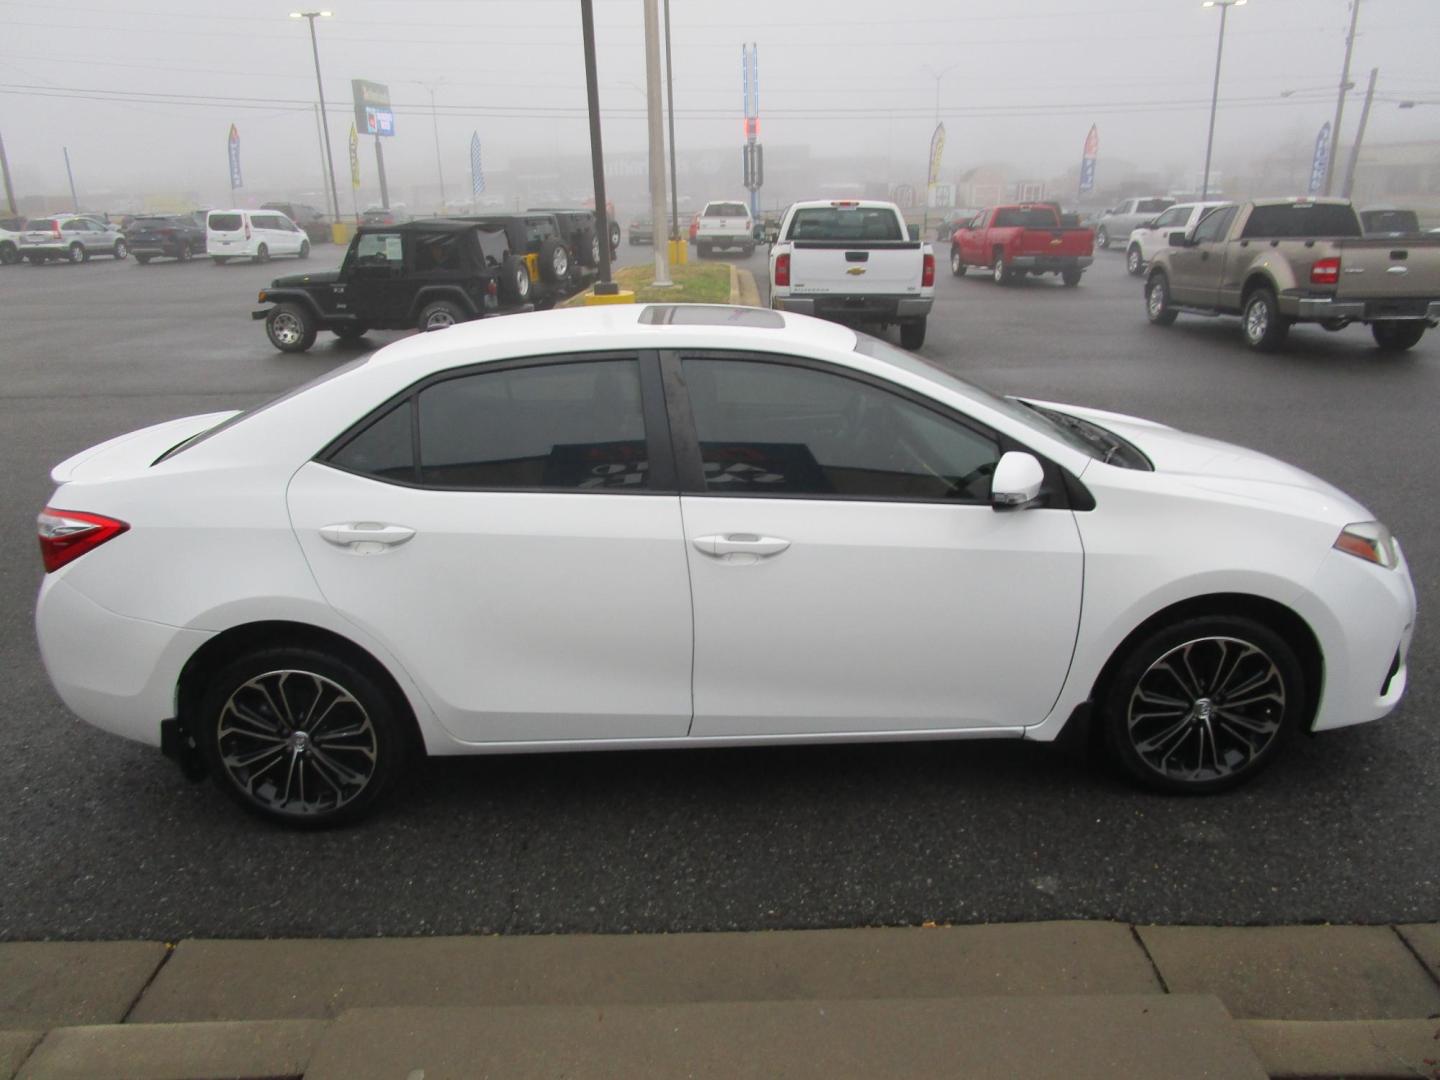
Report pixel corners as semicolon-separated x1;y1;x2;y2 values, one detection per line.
922;253;935;287
774;252;790;287
51;223;62;238
1311;256;1341;285
486;279;498;296
37;509;129;573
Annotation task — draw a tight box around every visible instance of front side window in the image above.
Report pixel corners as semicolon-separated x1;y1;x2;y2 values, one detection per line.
1152;206;1189;229
682;358;999;502
348;232;404;273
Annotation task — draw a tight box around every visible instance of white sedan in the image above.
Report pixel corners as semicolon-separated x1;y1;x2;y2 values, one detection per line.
35;305;1415;825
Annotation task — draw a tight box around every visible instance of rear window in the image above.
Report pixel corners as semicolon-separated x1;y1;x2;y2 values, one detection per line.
208;213;243;232
26;219;57;231
706;203;748;217
1240;204;1362;239
1361;210;1420;234
787;207;902;242
992;207;1061;228
1137;199;1174;214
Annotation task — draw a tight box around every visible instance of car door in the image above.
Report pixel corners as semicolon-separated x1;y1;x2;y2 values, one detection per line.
62;218;92;253
1140;205;1190;261
959;211;987;265
286;352;694;744
668;352;1084;737
339;231;407;324
1166;204;1236;308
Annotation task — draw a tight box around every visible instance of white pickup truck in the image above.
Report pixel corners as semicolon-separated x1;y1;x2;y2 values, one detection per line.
695;199;754;257
768;199;935;349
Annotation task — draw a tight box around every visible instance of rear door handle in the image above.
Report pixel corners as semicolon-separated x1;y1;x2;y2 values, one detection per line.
693;533;791;558
320;523;416;553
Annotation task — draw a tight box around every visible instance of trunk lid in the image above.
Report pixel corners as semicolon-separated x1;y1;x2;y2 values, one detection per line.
51;412;239;484
1011;228;1094;257
789;243;926;295
1331;238;1440;301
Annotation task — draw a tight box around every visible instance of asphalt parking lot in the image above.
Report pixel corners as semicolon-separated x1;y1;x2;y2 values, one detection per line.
2;242;1437;940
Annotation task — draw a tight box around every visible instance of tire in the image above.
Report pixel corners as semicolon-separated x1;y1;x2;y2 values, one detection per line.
743;243;756;256
1371;321;1426;353
68;243;86;264
298;240;310;260
500;255;532;303
950;247;965;277
255;243;270;265
992;253;1011;285
1242;287;1289;352
418;300;466;332
539;238;569;283
177;242;192;263
1096;226;1110;250
697;242;710;258
1099;615;1305;794
0;241;17;266
588;234;601;267
213;256;230;266
1145;271;1178;326
265;303;317;353
1062;268;1083;287
899;318;927;350
194;645;412;827
332;324;368;342
135;254;152;265
112;239;127;260
1126;245;1144;276
25;254;45;265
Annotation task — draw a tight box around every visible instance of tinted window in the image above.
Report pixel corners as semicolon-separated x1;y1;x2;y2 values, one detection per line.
1361;209;1420;234
1137;199;1174;214
1152;206;1190;228
413;232;464;272
706;203;748;217
1240;204;1362;239
209;213;242;232
682;359;999;502
26;219;57;230
787;207;902;241
992;207;1060;228
1193;206;1236;244
417;360;648;490
329;401;416;483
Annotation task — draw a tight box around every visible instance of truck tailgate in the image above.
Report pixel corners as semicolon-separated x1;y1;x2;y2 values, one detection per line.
1013;228;1093;257
789;242;925;295
1333;239;1440;302
698;216;748;236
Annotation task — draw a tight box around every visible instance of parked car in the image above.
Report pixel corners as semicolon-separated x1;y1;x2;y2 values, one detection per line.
1096;197;1176;250
34;304;1416;825
1359;208;1423;239
1145;197;1440;352
253;219;519;353
261;202;331;244
18;215;129;264
769;199;933;348
207;209;310;265
457;213;595;308
125;214;208;264
696;199;754;256
950;204;1095;286
628;216;654;246
0;216;23;265
527;207;618;265
361;204;411;226
1124;201;1230;276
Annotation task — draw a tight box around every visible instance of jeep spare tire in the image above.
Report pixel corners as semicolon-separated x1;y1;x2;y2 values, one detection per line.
540;239;570;283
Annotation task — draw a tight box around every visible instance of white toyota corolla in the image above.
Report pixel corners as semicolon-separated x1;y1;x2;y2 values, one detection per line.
36;305;1415;825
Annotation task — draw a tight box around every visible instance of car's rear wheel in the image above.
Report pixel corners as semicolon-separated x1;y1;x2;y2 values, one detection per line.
177;242;192;262
196;647;411;827
298;240;310;260
1372;320;1426;353
0;241;17;265
992;253;1010;285
1126;245;1143;276
68;243;86;264
1062;268;1083;287
899;318;927;350
1242;287;1289;352
112;239;127;260
540;239;570;283
255;243;270;265
950;247;965;276
1100;615;1304;794
1145;271;1178;326
500;255;531;303
1096;226;1110;250
265;303;317;353
419;300;466;331
135;254;152;265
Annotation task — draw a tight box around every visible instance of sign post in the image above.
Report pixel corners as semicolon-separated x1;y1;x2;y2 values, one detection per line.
347;123;361;223
741;42;762;221
352;79;395;210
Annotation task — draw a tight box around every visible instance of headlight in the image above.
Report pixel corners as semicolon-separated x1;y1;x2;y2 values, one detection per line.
1334;521;1398;569
257;290;267;302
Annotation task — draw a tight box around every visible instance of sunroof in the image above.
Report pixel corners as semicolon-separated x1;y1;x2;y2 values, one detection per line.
638;305;785;328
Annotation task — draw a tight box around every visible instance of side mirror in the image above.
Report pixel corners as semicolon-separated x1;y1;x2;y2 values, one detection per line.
1168;230;1191;248
1142;219;1158;228
990;451;1045;510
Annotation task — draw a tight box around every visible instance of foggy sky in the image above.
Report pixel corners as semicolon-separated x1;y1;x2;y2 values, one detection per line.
1;0;1436;207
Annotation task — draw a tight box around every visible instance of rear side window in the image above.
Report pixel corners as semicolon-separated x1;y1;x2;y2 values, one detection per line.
706;203;748;217
1137;199;1174;214
209;213;242;232
412;232;463;272
787;207;902;241
26;219;57;230
329;402;415;483
1241;204;1362;239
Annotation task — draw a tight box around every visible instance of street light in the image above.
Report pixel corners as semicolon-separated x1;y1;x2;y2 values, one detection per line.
920;63;961;236
414;80;447;210
291;11;341;231
1200;0;1246;200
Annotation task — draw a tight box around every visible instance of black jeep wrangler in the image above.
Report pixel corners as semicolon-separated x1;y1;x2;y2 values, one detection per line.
456;213;597;307
528;207;621;265
252;219;526;353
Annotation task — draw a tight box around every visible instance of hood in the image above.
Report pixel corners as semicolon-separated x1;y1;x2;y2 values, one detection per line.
270;269;340;287
1027;399;1370;522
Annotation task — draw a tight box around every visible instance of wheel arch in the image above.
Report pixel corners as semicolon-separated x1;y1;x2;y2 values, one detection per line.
259;289;325;322
408;286;480;323
1240;270;1280;307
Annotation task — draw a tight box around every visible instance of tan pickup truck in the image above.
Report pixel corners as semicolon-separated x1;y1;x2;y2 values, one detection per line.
1144;198;1440;352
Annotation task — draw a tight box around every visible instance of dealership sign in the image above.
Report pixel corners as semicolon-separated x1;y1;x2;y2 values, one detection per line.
352;79;395;137
1079;124;1099;194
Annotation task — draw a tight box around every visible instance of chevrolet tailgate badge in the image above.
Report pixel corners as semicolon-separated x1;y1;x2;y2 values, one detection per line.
846;266;866;275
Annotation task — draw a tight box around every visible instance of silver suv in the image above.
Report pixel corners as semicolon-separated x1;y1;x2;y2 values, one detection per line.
1095;197;1175;251
19;215;128;264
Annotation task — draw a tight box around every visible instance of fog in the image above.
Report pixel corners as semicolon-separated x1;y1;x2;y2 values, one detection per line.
1;0;1436;214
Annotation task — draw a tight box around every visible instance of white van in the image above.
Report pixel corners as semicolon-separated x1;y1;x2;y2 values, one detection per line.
206;209;310;265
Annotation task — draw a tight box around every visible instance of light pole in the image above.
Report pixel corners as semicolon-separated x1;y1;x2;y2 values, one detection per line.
920;64;961;234
291;11;341;232
1200;0;1246;200
416;81;447;210
1323;0;1362;195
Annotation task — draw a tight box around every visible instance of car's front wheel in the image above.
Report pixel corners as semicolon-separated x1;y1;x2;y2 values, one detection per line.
950;248;965;277
1096;227;1110;250
1100;615;1305;794
298;240;311;260
196;647;412;827
112;239;127;260
0;241;18;265
265;303;317;353
1126;246;1144;276
1145;271;1177;326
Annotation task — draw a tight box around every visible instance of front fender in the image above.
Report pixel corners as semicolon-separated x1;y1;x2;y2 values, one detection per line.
255;289;326;322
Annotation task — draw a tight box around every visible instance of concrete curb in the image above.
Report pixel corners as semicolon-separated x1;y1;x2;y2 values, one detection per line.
1240;1018;1440;1078
733;265;761;306
15;1020;326;1080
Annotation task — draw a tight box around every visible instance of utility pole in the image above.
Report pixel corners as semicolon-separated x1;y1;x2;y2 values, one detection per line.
1201;0;1244;201
643;0;672;286
291;11;342;231
313;105;334;219
422;82;447;209
579;0;616;294
1323;0;1361;196
1340;67;1378;200
0;130;17;216
63;146;78;211
663;0;679;243
375;137;390;209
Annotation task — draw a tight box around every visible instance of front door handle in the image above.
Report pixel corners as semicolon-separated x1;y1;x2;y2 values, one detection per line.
320;523;416;552
693;533;791;558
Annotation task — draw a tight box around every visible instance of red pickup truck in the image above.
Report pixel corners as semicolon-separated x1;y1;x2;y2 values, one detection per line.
950;204;1095;286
